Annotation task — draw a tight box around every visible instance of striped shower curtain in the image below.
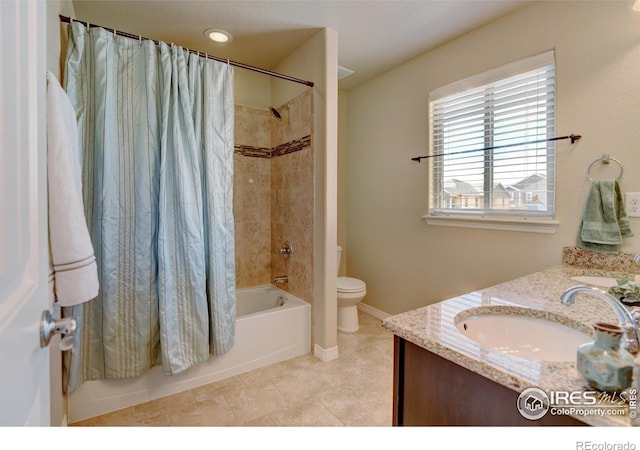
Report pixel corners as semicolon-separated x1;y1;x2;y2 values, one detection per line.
62;22;236;392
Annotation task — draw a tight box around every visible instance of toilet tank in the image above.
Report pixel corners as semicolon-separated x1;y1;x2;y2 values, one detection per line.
337;245;342;276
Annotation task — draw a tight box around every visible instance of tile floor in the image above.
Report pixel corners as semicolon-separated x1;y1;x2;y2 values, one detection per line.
70;312;394;427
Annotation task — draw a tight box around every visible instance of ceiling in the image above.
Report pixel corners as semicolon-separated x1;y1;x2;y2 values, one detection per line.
72;0;531;91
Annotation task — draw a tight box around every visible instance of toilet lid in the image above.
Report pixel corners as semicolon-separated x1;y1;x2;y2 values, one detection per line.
337;276;366;292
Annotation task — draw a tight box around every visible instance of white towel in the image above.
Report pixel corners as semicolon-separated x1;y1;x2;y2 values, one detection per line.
46;71;99;307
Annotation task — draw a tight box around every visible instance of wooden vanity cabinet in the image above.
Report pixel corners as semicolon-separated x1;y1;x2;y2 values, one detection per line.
392;336;585;426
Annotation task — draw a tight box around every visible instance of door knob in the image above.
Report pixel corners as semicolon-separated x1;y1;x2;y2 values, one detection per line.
40;302;76;351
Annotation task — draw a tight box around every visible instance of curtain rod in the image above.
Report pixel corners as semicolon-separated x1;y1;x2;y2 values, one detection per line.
410;133;582;162
58;15;314;88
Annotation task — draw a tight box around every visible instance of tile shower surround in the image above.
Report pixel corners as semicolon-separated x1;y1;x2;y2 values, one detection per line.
233;91;314;314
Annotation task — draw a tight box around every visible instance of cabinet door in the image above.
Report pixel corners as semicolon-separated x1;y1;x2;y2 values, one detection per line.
393;337;584;426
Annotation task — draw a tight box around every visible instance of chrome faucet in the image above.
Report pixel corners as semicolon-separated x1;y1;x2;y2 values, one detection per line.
633;253;640;263
273;275;288;285
561;285;640;355
277;241;293;256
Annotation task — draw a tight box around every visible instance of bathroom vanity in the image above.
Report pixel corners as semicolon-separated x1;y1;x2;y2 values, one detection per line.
382;247;638;427
392;336;583;426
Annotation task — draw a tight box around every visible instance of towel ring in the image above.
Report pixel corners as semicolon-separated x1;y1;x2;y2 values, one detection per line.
587;154;623;182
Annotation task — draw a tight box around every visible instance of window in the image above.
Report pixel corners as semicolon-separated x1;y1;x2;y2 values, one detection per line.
426;52;558;233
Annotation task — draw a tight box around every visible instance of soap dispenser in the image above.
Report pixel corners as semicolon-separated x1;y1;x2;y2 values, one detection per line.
577;322;634;393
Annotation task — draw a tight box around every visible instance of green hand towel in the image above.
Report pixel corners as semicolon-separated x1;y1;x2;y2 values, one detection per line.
578;180;633;253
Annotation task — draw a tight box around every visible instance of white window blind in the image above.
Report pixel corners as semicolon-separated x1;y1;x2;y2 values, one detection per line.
429;52;556;220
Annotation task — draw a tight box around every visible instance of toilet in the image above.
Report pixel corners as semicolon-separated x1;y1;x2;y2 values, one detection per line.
336;245;367;332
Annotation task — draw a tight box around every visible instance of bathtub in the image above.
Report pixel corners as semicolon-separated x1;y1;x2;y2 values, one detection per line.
68;285;311;423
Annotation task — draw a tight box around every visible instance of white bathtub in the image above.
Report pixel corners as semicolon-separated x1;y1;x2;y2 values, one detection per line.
68;285;311;423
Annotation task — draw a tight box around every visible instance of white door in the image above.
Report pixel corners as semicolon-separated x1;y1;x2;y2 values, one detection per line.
0;0;51;426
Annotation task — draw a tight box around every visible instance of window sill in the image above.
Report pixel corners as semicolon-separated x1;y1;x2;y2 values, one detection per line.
423;213;559;234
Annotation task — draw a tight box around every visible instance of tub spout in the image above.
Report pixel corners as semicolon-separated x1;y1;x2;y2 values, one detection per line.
273;275;288;285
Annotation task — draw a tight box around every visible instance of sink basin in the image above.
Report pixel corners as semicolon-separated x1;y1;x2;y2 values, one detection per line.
455;313;592;361
570;275;640;289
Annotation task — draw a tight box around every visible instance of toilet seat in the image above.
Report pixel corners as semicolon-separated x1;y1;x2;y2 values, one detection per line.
337;276;366;293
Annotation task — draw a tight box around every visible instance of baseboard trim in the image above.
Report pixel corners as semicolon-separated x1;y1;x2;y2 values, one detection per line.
358;302;390;321
314;344;339;362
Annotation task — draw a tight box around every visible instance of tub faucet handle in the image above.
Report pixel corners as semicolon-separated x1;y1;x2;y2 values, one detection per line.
277;241;293;257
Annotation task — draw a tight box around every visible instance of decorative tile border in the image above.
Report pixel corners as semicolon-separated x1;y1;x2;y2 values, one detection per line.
234;134;311;159
271;135;311;158
233;144;271;158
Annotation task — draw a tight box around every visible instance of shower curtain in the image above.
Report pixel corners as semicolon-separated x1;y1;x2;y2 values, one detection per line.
62;22;236;393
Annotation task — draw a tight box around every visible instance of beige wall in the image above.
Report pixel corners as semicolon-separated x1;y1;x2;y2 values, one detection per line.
345;1;640;316
337;91;348;277
234;70;272;109
274;29;339;357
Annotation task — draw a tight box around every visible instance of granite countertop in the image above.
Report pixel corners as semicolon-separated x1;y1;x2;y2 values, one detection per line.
381;247;640;427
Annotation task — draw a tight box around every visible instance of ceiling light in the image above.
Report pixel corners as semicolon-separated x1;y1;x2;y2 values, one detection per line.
204;28;233;43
